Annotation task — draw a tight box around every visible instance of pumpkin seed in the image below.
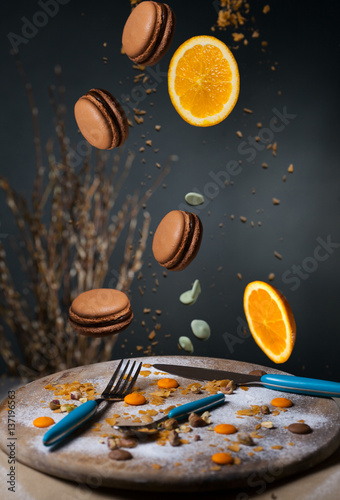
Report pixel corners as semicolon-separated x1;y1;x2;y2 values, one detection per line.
179;336;194;353
179;279;201;305
191;319;211;341
185;192;205;206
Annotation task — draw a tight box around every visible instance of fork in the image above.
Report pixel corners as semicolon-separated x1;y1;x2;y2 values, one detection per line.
43;359;142;446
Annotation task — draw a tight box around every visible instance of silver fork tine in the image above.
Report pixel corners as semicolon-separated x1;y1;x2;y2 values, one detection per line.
101;359;125;396
109;360;131;396
115;361;136;395
123;362;142;396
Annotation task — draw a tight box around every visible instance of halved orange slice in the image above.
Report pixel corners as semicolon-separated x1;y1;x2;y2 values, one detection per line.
243;281;296;364
168;36;240;127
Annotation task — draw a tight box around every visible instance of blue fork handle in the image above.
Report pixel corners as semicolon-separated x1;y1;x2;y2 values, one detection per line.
168;393;225;420
43;400;98;446
261;374;340;398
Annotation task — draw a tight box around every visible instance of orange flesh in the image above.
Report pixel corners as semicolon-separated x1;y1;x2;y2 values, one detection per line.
174;44;233;118
271;397;293;408
124;392;146;406
33;416;55;428
214;424;237;435
247;289;287;355
157;378;179;389
212;452;234;465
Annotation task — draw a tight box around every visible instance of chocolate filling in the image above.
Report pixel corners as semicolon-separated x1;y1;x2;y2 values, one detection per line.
168;212;195;270
86;89;121;147
140;3;168;63
69;310;132;329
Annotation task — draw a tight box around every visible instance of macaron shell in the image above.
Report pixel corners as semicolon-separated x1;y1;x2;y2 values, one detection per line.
74;89;128;150
75;97;114;150
95;89;129;148
122;1;158;59
152;210;186;266
69;288;133;337
69;288;131;321
152;210;203;271
122;2;175;66
142;4;176;66
170;213;203;271
69;315;133;338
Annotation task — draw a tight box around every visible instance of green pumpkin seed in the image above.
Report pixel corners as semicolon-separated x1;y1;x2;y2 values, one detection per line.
179;279;201;305
185;192;205;206
191;319;211;341
178;336;194;353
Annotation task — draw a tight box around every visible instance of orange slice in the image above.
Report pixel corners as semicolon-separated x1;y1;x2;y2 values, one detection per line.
243;281;296;363
168;36;240;127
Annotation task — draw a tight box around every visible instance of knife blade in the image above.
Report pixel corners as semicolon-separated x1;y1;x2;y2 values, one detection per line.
153;364;340;398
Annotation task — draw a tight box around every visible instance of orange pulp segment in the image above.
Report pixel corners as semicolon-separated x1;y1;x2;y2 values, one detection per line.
168;36;240;126
243;281;296;364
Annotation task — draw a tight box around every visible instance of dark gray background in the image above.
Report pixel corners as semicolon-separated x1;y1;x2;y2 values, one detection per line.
1;0;340;381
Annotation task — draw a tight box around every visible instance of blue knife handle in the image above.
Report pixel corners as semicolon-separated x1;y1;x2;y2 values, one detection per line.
168;393;225;420
261;374;340;398
43;400;98;446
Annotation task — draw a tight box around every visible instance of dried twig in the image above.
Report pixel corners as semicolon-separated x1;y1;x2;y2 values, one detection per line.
0;67;172;380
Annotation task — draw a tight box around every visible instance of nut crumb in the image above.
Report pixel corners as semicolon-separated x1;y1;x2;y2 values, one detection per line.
168;429;181;446
261;421;274;429
189;412;208;427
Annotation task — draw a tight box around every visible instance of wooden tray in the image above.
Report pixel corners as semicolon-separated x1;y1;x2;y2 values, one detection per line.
1;356;340;491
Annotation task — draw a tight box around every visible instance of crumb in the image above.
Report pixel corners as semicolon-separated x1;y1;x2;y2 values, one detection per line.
232;33;244;42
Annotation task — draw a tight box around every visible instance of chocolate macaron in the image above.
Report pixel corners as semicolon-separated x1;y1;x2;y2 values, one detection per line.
152;210;203;271
74;88;129;150
122;1;175;66
69;288;133;337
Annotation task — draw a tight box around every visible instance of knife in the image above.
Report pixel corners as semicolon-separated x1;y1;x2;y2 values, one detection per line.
153;364;340;398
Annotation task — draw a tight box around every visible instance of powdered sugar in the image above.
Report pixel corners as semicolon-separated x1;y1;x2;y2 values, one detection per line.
1;356;339;490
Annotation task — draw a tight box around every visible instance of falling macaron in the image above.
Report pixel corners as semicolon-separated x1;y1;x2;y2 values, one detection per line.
68;288;133;337
152;210;203;271
74;88;129;150
122;1;176;66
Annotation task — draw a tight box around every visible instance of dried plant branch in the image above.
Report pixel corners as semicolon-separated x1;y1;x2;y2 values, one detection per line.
0;67;173;380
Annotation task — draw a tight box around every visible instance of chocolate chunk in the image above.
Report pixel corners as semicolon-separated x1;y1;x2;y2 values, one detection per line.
249;369;267;376
288;423;312;434
109;449;133;460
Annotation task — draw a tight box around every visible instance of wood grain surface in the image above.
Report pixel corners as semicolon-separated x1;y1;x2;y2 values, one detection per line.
1;356;339;492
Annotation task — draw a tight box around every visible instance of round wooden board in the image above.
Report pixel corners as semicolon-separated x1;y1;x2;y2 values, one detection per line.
1;356;340;492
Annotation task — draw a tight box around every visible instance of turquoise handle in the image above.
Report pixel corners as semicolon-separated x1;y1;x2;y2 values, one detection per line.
168;393;225;420
43;400;98;446
261;374;340;398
